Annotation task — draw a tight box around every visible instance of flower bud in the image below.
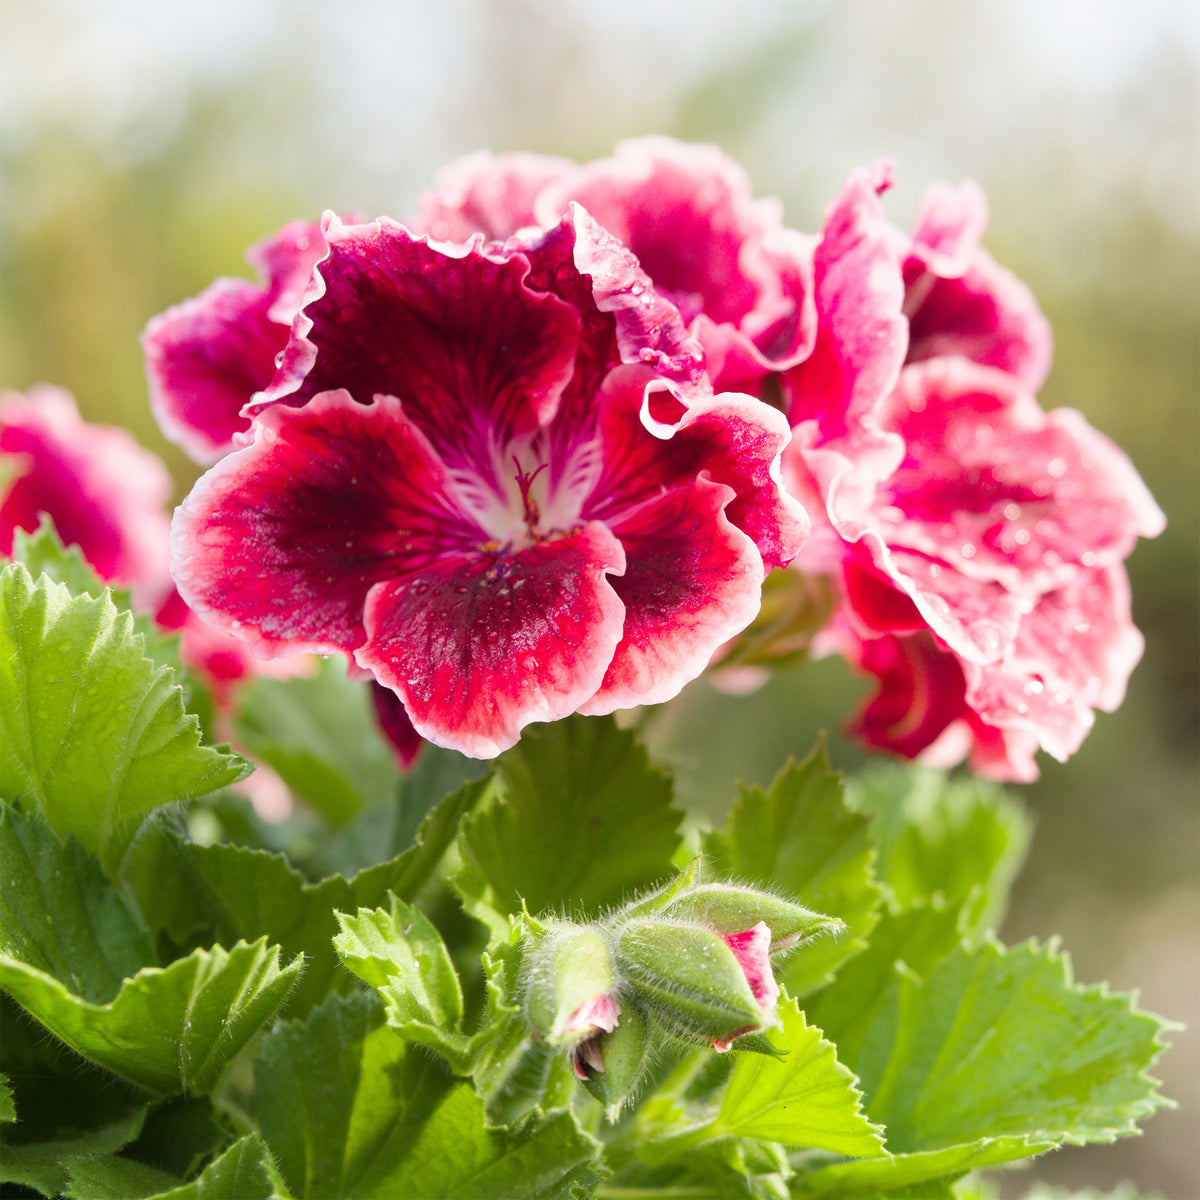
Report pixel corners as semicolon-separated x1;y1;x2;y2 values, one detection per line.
614;917;774;1048
654;882;844;951
523;923;620;1048
577;1002;655;1118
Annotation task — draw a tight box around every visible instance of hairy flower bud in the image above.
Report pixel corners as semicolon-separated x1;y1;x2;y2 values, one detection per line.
614;917;775;1048
577;1002;655;1118
523;924;619;1048
653;882;844;951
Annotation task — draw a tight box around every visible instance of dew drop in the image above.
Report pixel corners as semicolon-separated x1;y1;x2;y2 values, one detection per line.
960;543;976;559
1003;502;1022;521
1014;528;1031;545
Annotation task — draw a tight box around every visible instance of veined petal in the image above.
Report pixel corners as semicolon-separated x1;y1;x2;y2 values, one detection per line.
356;522;626;758
172;390;483;660
257;216;584;483
586;372;808;571
142;278;283;464
143;219;330;463
784;164;909;525
580;476;763;715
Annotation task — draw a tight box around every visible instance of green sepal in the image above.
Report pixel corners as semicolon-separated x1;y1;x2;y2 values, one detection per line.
615;918;767;1044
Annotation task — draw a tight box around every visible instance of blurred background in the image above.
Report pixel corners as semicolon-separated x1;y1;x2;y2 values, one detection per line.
2;0;1196;1193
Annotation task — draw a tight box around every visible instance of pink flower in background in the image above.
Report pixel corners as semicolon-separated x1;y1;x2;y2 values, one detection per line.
414;137;817;394
142;220;330;463
1;386;173;602
899;179;1053;391
0;385;292;709
172;209;807;757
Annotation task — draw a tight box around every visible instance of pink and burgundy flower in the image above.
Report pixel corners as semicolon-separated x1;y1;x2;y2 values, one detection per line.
810;357;1163;779
142;220;331;463
1;385;173;601
172;209;807;757
414;137;817;394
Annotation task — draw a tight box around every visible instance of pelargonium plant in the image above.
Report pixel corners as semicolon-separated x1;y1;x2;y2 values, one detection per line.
0;137;1173;1199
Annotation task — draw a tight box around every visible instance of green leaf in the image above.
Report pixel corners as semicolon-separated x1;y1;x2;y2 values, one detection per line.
0;805;155;1004
849;765;1031;932
805;896;970;1068
712;996;886;1156
453;715;682;932
234;658;398;826
62;1156;182;1199
0;1107;147;1197
0;1072;14;1122
638;995;885;1163
8;519;213;728
123;803;483;1019
9;516;108;598
797;940;1176;1195
0;936;301;1094
705;743;881;997
256;991;603;1199
61;1133;291;1200
0;564;249;873
334;894;469;1066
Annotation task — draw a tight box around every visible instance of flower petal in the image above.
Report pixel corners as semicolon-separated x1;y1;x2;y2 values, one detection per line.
1;386;172;599
172;390;483;660
356;522;626;758
258;217;584;481
903;180;1053;391
143;279;284;464
581;476;762;715
414;149;575;243
722;922;780;1014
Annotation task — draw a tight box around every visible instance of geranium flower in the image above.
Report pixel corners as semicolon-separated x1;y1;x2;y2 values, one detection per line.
414;136;817;394
172;208;807;757
142;220;330;463
0;385;301;711
809;357;1163;779
1;385;173;602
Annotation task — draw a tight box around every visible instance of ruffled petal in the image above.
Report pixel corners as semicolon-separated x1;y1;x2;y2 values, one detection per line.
258;217;583;486
413;150;574;243
875;359;1165;593
579;476;763;714
585;373;808;571
538;136;814;390
369;680;427;768
172;390;484;660
356;521;626;758
143;278;284;463
783;164;908;528
903;181;1052;391
722;922;780;1013
143;219;330;463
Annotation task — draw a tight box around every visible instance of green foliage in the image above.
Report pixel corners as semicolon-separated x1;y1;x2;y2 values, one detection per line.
705;742;882;996
453;714;683;932
0;563;248;873
849;765;1032;932
0;937;301;1094
0;581;1175;1200
796;940;1174;1195
255;991;603;1198
233;658;398;827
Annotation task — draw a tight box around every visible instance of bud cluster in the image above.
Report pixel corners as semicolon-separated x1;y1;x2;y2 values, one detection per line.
520;863;843;1114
